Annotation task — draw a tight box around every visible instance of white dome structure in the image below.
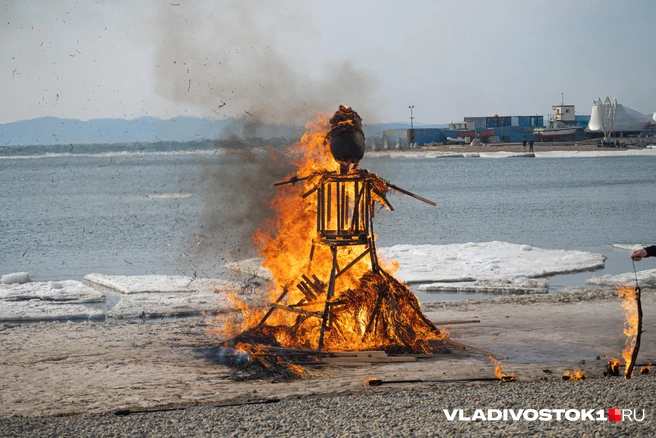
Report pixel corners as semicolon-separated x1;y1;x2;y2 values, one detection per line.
588;98;652;132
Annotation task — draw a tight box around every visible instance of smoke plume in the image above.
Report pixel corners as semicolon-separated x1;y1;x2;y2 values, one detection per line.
152;0;381;267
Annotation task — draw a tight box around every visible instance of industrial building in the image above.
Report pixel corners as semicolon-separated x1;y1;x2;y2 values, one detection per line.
379;98;655;149
381;114;543;148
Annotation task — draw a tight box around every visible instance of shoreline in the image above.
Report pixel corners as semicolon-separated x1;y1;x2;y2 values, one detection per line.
374;139;655;154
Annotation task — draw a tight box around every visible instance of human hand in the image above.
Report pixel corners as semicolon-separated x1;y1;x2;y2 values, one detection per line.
631;249;648;261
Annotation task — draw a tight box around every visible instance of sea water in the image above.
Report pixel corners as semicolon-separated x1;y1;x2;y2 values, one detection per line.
1;146;654;302
364;154;656;301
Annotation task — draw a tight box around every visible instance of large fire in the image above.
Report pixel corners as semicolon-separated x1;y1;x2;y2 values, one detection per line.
208;106;448;359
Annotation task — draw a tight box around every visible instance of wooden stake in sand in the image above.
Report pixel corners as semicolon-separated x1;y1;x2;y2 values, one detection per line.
625;286;643;380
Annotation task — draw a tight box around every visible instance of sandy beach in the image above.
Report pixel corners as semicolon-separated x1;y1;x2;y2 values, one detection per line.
1;283;655;436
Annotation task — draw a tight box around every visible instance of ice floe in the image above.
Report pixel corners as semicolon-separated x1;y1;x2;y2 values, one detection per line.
380;242;604;285
0;242;608;322
106;288;262;320
84;274;226;294
1;272;32;284
227;242;604;295
0;280;105;303
0;280;105;322
0;301;104;322
586;268;656;288
83;274;264;319
417;277;550;295
612;243;651;251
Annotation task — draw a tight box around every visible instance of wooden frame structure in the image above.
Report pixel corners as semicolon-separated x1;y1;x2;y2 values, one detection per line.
258;169;435;351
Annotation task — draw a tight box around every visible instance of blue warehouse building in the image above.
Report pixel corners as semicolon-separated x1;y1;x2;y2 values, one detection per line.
381;115;544;148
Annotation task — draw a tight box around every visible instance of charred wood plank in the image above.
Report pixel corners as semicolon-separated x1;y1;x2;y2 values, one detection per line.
302;186;319;199
431;319;481;326
366;377;500;387
296;282;316;302
302;274;326;295
386;182;436;206
257;288;289;327
335;247;371;279
269;303;323;319
274;175;311;186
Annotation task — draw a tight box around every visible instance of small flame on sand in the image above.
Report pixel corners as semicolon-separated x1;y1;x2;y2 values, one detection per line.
605;355;623;376
562;368;587;380
364;377;382;387
489;356;516;382
641;362;652;375
616;284;640;378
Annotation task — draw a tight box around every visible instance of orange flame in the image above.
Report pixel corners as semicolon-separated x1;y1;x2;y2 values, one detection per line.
641;362;652;374
205;292;267;340
605;355;623;375
563;368;587;380
232;341;305;377
364;377;380;387
616;284;639;378
489;356;517;382
208;111;446;355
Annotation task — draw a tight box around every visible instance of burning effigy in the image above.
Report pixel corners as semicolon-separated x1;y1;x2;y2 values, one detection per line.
207;105;449;377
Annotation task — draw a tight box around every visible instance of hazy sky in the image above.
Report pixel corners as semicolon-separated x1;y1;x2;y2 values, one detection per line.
2;0;655;125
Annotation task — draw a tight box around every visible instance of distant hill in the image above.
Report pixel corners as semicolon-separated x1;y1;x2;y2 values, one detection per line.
0;116;447;147
0;116;246;146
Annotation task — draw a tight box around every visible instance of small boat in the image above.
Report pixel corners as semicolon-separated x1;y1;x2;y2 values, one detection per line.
533;121;581;138
446;136;466;144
